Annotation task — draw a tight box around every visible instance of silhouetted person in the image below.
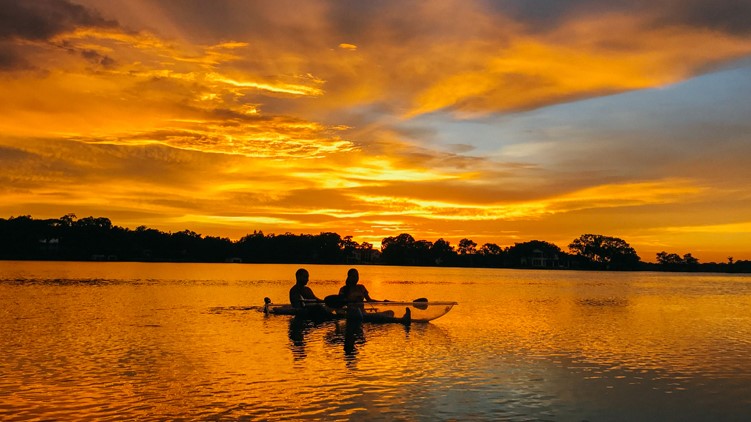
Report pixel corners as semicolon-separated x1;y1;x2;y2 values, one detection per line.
289;268;322;308
338;268;382;303
336;268;406;322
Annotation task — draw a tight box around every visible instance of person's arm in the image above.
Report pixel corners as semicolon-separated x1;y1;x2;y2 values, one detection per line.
303;286;322;303
361;285;379;302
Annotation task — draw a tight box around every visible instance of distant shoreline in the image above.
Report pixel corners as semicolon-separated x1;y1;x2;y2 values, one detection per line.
2;215;749;273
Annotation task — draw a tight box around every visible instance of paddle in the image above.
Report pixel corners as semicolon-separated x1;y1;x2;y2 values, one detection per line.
413;297;429;310
324;295;430;309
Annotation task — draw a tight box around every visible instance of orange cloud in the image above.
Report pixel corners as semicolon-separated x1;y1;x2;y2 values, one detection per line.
1;0;751;263
409;14;751;116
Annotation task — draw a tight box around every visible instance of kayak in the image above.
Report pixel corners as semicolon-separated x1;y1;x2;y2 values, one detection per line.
263;298;457;324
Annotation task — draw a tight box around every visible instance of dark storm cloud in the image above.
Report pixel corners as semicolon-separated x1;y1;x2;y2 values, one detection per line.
0;0;117;71
490;0;751;34
0;0;115;41
0;43;28;70
483;0;631;27
325;0;459;45
80;49;115;67
106;0;299;43
658;0;751;35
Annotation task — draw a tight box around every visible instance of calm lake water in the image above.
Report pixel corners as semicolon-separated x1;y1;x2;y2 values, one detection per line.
1;261;750;421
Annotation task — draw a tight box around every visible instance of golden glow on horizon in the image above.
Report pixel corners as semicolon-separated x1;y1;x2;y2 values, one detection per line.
349;179;702;222
664;222;751;234
176;215;298;226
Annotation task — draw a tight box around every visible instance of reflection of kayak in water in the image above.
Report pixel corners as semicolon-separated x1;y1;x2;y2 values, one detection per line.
263;297;457;324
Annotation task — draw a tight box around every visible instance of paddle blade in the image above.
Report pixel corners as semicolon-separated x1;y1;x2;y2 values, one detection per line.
413;297;429;310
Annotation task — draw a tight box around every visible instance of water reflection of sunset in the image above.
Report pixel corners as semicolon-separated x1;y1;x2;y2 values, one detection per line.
2;1;751;262
2;262;751;419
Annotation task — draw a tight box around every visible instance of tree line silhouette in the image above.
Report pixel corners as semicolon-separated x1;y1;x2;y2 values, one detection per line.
1;214;748;273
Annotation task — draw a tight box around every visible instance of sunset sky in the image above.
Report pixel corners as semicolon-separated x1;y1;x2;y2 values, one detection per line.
2;0;751;262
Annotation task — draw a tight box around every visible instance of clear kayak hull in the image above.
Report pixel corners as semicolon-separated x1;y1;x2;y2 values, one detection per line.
263;300;457;323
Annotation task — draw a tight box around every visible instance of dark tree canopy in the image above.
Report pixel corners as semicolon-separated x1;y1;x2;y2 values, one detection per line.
381;233;417;265
458;238;477;255
479;243;503;256
508;240;562;256
2;215;748;272
656;251;700;268
430;238;456;265
569;234;640;269
657;251;684;265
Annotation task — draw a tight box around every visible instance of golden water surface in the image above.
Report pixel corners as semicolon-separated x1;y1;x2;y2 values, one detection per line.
1;262;750;420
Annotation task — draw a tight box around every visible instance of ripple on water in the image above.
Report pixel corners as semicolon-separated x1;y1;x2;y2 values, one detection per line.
2;264;751;420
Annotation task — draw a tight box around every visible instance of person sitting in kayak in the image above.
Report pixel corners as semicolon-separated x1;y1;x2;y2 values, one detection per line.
338;268;381;304
289;268;322;309
336;268;404;321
